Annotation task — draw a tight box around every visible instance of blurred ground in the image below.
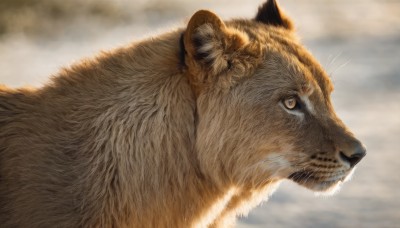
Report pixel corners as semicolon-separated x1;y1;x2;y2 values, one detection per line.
0;0;399;227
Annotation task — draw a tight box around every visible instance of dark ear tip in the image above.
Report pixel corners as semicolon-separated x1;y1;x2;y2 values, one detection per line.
255;0;294;30
255;0;282;24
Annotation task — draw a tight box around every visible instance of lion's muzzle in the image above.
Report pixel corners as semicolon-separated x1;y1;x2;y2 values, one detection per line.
338;141;366;168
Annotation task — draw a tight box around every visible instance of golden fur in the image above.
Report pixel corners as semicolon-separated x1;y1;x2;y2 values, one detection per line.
0;1;365;227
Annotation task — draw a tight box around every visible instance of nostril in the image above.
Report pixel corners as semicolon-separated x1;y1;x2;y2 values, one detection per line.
339;150;366;168
349;152;365;167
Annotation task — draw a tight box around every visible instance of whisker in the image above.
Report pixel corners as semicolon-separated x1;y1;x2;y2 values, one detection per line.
330;59;351;78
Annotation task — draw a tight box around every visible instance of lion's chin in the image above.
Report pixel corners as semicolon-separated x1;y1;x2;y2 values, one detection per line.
288;169;355;196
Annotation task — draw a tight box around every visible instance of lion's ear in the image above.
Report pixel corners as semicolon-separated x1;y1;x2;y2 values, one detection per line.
255;0;294;30
183;10;248;75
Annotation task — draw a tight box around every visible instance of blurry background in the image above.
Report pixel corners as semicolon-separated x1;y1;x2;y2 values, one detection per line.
0;0;399;227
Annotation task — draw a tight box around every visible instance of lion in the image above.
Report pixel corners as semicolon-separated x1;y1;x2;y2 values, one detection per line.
0;0;366;227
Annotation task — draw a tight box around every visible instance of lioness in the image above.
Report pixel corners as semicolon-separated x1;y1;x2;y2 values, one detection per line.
0;0;366;227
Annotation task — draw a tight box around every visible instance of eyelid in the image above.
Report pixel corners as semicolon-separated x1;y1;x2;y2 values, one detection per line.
283;94;299;103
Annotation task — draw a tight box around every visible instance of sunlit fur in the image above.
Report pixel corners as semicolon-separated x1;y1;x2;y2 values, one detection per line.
0;1;363;228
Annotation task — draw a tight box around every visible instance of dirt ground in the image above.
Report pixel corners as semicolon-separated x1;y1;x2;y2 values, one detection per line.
0;0;399;227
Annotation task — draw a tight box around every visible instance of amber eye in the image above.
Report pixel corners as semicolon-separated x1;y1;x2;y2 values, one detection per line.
283;97;297;110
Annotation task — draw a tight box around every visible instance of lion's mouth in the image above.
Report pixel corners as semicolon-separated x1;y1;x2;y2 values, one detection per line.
288;170;328;184
288;170;349;193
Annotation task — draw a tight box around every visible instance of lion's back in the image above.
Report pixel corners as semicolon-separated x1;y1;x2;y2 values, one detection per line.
0;87;82;228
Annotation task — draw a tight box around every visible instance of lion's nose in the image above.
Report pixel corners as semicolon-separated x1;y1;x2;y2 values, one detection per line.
339;142;366;168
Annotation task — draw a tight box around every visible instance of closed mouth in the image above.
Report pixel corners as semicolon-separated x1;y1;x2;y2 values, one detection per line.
288;170;346;191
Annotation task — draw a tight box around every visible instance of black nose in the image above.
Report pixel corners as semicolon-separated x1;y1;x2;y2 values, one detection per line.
339;143;366;168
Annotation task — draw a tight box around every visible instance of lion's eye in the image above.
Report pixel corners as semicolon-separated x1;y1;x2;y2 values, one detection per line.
283;97;297;110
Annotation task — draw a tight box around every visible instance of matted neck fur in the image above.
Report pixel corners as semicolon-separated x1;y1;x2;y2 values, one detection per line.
0;0;366;227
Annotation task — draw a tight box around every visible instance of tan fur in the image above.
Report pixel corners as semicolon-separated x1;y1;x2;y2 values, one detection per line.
0;1;365;227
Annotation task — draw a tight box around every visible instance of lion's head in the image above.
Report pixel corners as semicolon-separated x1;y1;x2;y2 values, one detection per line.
183;0;366;194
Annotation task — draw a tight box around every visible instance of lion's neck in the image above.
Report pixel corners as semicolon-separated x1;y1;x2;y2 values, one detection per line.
53;30;232;227
42;30;276;227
